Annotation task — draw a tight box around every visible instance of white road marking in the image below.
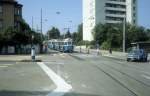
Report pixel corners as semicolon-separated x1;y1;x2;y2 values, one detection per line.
37;62;72;96
0;66;8;68
0;64;13;66
142;74;150;80
81;84;87;88
143;72;150;76
44;62;64;65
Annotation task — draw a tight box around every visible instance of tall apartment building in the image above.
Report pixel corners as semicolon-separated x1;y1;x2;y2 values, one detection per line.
83;0;138;41
0;0;23;33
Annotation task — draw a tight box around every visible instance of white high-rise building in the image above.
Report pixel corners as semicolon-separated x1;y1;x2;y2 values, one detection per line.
83;0;138;41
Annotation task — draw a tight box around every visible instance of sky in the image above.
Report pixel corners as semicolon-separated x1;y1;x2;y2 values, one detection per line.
17;0;150;34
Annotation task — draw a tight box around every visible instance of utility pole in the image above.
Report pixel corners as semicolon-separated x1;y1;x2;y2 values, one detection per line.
64;27;70;39
32;16;34;31
40;8;43;40
123;16;126;53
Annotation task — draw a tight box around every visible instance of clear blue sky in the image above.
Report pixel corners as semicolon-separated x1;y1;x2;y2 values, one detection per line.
17;0;150;34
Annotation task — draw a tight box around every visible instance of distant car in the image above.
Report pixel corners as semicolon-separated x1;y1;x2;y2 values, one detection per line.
127;49;148;62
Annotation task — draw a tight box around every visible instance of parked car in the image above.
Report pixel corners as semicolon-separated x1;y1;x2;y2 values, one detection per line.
127;49;148;62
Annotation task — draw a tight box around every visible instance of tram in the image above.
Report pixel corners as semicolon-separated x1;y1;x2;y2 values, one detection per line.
47;38;74;53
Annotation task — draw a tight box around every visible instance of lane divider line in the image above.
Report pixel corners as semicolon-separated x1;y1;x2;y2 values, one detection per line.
37;62;72;96
0;66;8;68
142;74;150;80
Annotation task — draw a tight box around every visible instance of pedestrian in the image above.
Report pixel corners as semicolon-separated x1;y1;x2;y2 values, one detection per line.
109;48;112;54
96;44;100;55
80;46;82;53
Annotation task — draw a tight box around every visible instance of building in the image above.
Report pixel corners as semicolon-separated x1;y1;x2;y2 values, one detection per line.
83;0;138;41
0;0;23;33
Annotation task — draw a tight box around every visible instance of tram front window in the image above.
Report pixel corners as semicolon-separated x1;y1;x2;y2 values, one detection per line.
68;42;72;45
64;42;67;45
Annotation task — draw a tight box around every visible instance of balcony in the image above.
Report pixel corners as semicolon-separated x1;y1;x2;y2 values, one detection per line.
106;7;126;12
106;0;126;5
105;13;125;18
105;20;122;24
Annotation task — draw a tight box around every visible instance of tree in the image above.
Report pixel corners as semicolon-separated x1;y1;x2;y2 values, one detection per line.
126;24;149;48
77;24;83;42
93;23;108;45
71;32;77;43
0;19;43;54
71;24;83;45
65;30;71;38
93;23;149;50
47;27;60;39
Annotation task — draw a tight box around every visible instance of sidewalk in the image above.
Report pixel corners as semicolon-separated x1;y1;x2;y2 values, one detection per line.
75;46;127;60
0;55;42;62
100;50;127;60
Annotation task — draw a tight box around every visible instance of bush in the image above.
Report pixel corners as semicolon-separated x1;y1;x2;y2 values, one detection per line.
100;41;111;50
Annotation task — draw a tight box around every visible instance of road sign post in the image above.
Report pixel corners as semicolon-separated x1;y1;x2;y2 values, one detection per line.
31;47;35;61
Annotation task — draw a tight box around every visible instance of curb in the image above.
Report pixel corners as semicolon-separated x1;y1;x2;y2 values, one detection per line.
102;54;126;61
0;56;42;62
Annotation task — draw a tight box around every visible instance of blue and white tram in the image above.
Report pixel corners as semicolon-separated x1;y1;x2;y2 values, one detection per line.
48;39;56;49
63;38;74;53
47;38;74;53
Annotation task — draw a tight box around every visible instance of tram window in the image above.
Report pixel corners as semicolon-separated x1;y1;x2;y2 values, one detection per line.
64;42;67;45
68;42;72;45
60;42;62;45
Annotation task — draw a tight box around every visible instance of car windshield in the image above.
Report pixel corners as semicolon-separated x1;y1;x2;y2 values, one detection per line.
130;50;141;54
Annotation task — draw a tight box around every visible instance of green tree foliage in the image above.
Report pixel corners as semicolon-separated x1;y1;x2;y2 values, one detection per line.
77;24;83;42
93;23;149;50
0;19;43;47
93;23;122;49
65;30;71;38
71;24;83;45
47;27;60;39
71;32;77;42
126;24;149;48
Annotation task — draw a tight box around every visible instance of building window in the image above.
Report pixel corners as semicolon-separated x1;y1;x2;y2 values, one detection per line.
133;0;136;4
0;5;2;13
0;20;3;29
133;20;136;24
133;13;136;17
133;7;136;11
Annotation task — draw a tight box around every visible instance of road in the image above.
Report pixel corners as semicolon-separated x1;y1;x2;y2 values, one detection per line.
0;51;150;96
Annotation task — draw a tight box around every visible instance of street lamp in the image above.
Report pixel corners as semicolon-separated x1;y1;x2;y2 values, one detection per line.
40;8;48;53
63;27;70;39
40;8;43;40
123;16;126;53
63;20;73;39
31;35;35;61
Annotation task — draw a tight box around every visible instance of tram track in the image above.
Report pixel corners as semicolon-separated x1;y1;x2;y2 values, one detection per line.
100;60;150;87
69;53;150;96
88;58;150;96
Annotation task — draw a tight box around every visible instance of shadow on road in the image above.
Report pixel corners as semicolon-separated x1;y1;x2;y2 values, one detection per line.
0;91;102;96
0;90;50;96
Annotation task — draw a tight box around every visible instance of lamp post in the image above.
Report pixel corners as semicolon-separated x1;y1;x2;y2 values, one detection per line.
31;35;35;61
63;27;71;39
32;16;34;31
40;8;43;40
123;16;126;53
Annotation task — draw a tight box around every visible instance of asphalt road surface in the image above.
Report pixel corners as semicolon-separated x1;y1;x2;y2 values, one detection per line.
0;51;150;96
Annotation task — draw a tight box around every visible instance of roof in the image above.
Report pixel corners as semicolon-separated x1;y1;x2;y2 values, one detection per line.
0;0;23;7
131;42;150;45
